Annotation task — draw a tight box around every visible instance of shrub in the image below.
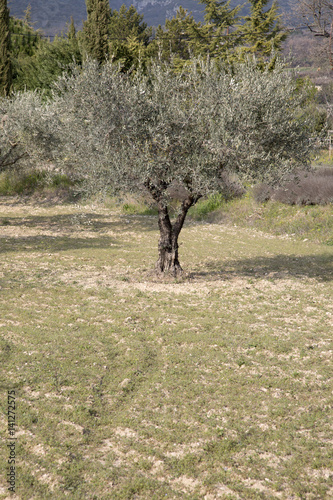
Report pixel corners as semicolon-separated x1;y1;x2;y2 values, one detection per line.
253;183;274;203
189;177;245;219
254;167;333;205
50;173;74;188
0;170;46;195
0;169;74;196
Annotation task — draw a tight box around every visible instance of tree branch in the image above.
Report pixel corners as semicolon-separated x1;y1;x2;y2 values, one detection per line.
172;194;201;239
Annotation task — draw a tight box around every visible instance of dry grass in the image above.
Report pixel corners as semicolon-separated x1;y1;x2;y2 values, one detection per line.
0;197;332;499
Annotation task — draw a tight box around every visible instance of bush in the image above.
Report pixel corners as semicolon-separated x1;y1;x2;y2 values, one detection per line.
254;167;333;205
189;194;226;219
253;183;273;203
0;170;46;195
49;173;74;189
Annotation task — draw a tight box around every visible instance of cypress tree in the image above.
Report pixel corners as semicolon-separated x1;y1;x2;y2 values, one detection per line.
67;16;76;41
239;0;287;66
156;1;241;66
83;0;111;63
0;0;12;96
196;0;242;59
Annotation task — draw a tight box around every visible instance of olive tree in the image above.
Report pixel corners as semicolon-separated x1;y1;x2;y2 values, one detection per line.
0;118;26;172
14;59;314;275
0;90;61;174
0;96;31;172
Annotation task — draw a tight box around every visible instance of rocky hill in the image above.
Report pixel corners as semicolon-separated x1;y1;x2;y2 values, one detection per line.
8;0;294;35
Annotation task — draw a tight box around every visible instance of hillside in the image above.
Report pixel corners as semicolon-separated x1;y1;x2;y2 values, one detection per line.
8;0;294;35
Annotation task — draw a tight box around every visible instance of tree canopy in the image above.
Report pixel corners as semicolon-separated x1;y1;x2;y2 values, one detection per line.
4;0;291;92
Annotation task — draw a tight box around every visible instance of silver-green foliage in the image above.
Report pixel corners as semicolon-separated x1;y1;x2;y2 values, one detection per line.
35;59;313;200
0;95;33;172
1;90;62;172
9;58;315;200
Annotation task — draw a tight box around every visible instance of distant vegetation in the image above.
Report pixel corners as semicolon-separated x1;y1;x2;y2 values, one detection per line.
254;167;333;206
9;0;295;35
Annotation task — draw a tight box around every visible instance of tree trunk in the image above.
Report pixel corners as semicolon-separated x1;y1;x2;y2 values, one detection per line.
155;195;199;276
0;0;12;97
143;179;200;276
156;238;182;275
155;204;182;275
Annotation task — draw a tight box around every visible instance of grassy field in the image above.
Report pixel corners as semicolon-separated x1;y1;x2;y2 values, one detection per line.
0;196;332;499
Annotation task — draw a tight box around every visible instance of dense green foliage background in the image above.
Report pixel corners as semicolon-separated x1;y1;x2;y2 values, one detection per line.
2;0;288;94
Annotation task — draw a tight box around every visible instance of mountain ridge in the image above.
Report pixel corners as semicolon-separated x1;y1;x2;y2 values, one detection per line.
8;0;294;36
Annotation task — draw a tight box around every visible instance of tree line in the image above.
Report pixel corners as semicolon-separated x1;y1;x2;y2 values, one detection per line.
0;0;288;96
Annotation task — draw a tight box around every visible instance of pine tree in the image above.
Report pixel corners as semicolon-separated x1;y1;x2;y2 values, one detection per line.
238;0;287;66
155;7;203;62
195;0;242;59
23;4;32;27
82;0;111;63
10;13;41;61
0;0;12;96
107;5;153;72
15;33;83;94
109;5;151;45
155;1;242;66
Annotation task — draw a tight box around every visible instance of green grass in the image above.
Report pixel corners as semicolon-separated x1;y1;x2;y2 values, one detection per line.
0;197;332;499
315;151;333;167
189;194;226;219
0;170;46;195
0;170;74;196
206;191;333;246
122;202;158;216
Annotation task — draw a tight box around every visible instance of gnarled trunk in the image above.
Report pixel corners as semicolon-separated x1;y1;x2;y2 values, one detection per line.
143;179;201;276
155;196;198;276
155;207;182;275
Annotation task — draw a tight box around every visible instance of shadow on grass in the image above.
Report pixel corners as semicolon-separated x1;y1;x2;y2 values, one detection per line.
0;235;120;254
0;212;157;233
191;253;333;283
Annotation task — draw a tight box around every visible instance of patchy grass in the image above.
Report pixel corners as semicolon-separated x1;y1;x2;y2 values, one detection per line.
0;197;332;499
122;203;158;216
209;192;333;246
